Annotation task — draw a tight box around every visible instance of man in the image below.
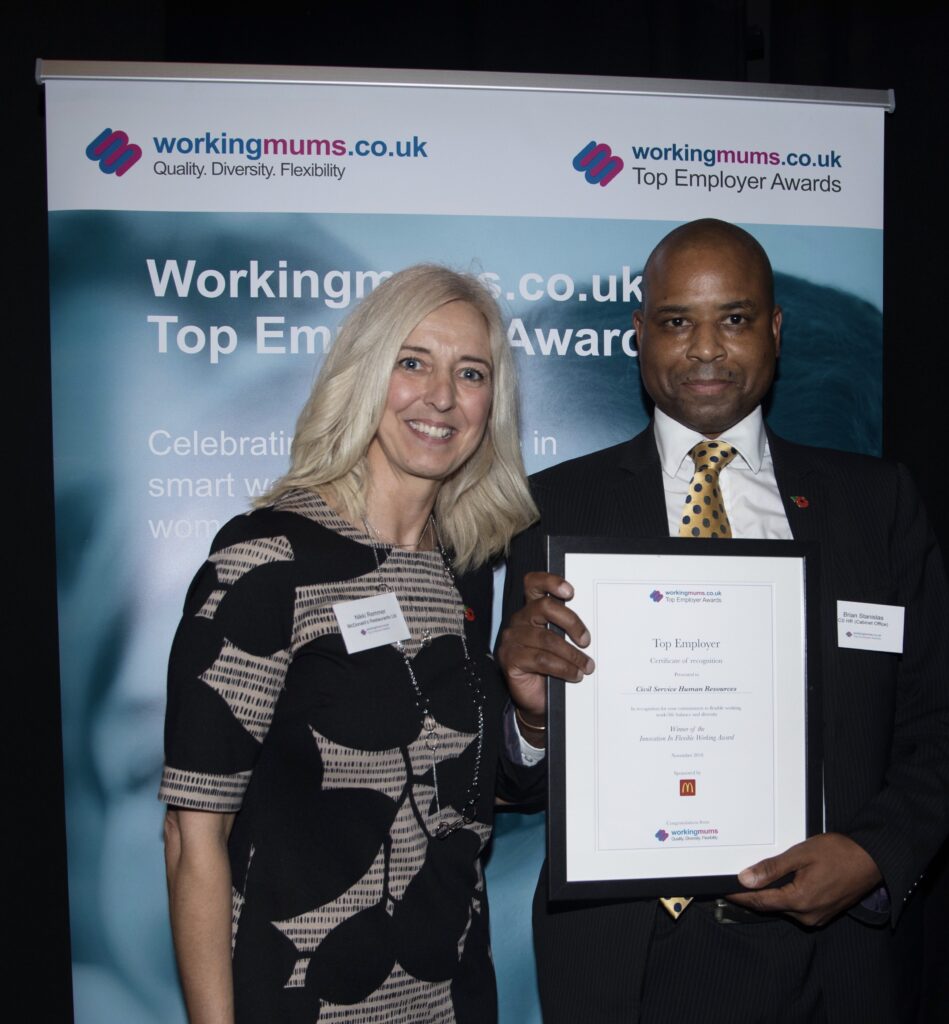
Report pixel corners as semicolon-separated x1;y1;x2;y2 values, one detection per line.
498;219;949;1022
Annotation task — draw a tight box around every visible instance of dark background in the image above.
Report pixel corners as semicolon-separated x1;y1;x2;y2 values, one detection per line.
8;3;947;1020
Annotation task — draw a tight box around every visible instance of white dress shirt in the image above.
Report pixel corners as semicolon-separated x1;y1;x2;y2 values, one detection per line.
654;406;792;541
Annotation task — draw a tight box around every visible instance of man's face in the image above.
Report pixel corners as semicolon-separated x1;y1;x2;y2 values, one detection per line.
632;240;781;438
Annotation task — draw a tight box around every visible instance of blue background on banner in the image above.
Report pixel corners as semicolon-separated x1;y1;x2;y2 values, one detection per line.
49;210;881;1023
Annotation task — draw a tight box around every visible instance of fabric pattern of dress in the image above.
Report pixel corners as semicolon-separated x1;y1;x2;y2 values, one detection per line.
159;489;536;1023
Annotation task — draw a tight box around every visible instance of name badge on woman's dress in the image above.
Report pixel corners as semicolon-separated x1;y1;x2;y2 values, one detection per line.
333;593;411;653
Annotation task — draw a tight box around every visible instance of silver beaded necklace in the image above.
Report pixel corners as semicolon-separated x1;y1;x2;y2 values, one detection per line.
362;514;485;840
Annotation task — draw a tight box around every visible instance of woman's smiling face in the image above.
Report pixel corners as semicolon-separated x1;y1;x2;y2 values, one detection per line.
366;300;494;493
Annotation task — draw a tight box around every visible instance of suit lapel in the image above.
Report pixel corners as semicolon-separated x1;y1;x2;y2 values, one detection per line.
768;429;822;544
612;424;668;537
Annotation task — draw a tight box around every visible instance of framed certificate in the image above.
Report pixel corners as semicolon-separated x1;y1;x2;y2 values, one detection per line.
546;537;822;900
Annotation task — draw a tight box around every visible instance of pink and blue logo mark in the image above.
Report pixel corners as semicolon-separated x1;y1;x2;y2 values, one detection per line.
650;590;664;603
573;141;624;186
86;128;142;177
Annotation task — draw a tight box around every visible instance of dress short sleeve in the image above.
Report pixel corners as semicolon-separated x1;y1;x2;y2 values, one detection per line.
158;512;295;812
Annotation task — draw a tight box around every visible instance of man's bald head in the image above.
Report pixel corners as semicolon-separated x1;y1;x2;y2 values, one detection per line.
642;219;776;309
632;218;782;437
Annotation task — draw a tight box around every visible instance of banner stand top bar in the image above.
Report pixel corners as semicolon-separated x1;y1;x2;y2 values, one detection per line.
36;59;895;113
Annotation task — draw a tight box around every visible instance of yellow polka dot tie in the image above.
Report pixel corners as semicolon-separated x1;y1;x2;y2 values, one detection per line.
678;440;738;540
662;441;737;920
659;896;691;919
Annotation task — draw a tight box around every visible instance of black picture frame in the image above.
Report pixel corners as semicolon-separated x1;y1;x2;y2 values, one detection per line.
546;536;823;901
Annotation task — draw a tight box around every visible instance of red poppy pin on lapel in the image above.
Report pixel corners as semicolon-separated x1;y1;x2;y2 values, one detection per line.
790;495;810;509
464;606;476;621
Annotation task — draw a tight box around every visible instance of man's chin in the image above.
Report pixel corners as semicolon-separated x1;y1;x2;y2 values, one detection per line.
669;403;744;438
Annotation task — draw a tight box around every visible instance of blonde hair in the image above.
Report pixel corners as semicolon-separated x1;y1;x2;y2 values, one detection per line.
259;264;537;571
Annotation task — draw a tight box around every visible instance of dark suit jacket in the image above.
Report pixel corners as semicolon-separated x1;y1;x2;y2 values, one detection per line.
502;424;949;1022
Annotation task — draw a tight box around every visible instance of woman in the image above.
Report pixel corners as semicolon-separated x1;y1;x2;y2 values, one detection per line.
160;264;543;1023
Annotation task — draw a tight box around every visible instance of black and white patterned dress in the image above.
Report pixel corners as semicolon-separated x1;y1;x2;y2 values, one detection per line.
159;489;538;1023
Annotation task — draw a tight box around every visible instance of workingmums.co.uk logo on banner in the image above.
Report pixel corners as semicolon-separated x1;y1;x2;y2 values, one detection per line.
86;128;142;176
572;140;624;186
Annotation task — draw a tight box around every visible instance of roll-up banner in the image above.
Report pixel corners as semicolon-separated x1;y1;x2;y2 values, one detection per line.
40;61;890;1023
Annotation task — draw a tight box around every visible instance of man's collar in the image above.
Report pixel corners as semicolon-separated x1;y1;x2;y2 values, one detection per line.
653;406;767;476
